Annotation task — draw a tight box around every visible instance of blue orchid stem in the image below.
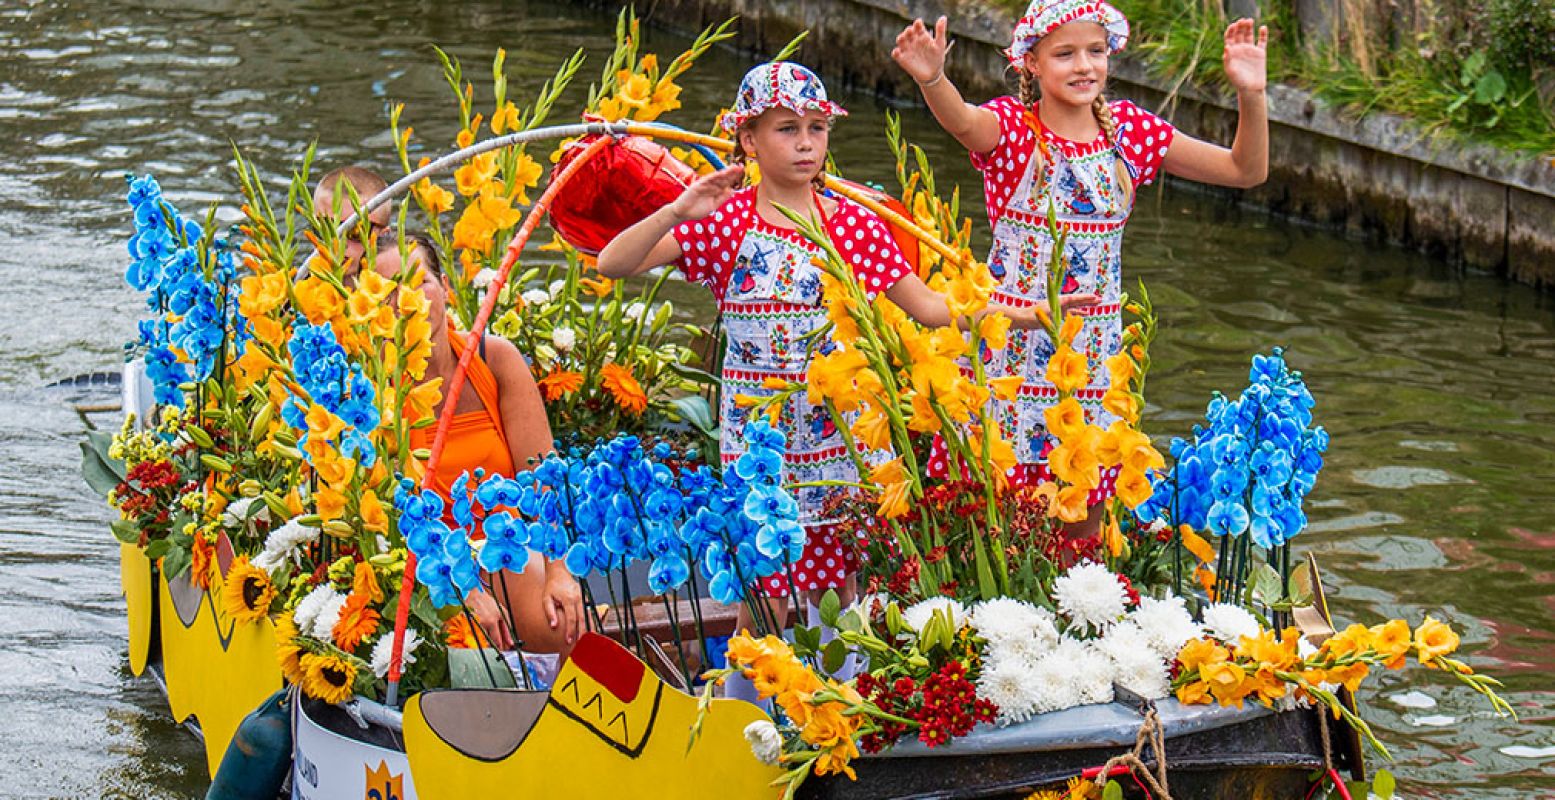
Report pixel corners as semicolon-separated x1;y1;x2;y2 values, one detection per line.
457;602;503;689
658;590;694;688
620;554;647;658
557;473;608;634
680;545;711;658
1171;470;1183;603
490;565;533;690
716;528;776;638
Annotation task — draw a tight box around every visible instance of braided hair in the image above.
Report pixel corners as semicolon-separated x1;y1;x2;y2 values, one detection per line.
1017;66;1134;210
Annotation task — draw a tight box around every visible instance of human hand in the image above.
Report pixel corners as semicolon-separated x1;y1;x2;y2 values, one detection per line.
1222;18;1269;94
543;568;585;645
466;589;516;650
892;16;950;84
1059;292;1100;312
670;165;745;222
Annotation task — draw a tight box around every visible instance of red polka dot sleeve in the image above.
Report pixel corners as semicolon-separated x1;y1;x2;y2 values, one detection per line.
826;200;911;297
670;189;754;301
968;95;1036;227
1109;99;1175;187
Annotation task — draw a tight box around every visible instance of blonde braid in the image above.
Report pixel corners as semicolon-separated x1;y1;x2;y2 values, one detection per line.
1018;69;1040;107
1093;93;1134;210
1019;67;1048;199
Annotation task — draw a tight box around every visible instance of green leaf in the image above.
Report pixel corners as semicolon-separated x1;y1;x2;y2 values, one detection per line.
663;361;720;388
81;442;124;497
821;639;848;675
1474;70;1507;105
162;546;191;579
818;589;841;628
837;608;863;634
1372;768;1396;799
792;624;822;656
667;395;717;436
144;539;171;559
111;519;141;545
1103;779;1124;800
448;648;516;689
1248;563;1283;604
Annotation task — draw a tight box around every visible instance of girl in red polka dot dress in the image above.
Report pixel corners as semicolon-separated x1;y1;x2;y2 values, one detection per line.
599;62;1044;685
894;1;1270;532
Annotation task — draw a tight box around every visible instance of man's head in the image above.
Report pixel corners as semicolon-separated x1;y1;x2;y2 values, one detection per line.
313;165;392;229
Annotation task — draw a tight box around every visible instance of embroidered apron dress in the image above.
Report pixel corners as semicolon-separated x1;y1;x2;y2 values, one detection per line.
674;188;909;596
973;99;1172;503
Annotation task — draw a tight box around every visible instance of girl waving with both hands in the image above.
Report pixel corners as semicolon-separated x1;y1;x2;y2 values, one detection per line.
893;1;1270;529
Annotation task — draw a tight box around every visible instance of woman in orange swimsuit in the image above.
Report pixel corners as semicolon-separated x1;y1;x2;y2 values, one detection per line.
325;200;586;656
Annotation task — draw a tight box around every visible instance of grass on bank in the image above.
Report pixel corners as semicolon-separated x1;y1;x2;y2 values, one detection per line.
987;0;1555;159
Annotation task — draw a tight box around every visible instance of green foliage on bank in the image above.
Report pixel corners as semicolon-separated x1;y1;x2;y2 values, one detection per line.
987;0;1555;158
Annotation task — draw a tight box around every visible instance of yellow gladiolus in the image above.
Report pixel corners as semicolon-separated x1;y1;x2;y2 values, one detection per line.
1102;386;1141;425
315;485;348;523
491;101;520;134
238;272;288;318
313;454;357;487
1180;525;1217;563
1058;312;1084;346
1104;352;1136;385
413;178;454;215
990;375;1023;401
1200;660;1252;707
1115;467;1153;508
359;489;389;534
454;151;500;198
579;276;613;297
1047;432;1101;491
907;392;941;433
851;406;892;451
1176;638;1230;672
1045;345;1090;395
294;276;345;325
1043;397;1087;443
1052;484;1091;522
1370;619;1412;669
1414;616;1461;663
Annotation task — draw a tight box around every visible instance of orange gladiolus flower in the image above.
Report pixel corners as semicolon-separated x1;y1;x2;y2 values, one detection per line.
359;490;389;534
1052;484;1091;522
1115;467;1153;508
989;375;1023;401
1180;525;1217;563
1414;616;1461;663
600;363;648;415
1043;397;1087;443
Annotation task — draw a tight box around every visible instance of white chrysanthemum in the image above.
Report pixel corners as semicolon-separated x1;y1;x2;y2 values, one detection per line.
1201;603;1261;644
983;629;1054;671
292;585;341;638
1128;595;1204;659
310;592;349;640
1051;561;1128;633
547;279;567;297
902;597;968;634
1026;649;1079;713
743;720;783;765
220;497;266;529
551;326;577;352
370;628;423;678
253;519;317;576
472;268;499;289
521;288;550;306
978;658;1042;725
1098;622;1171;700
1070;641;1117;706
971;597;1059;649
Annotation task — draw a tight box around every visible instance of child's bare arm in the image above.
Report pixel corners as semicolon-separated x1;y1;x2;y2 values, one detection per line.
1163;20;1269;188
883;273;1097;330
597;165;745;279
892;17;1002;154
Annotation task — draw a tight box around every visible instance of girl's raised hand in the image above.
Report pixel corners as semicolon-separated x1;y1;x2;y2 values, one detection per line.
892;16;950;83
1222;18;1269;94
670;164;745;222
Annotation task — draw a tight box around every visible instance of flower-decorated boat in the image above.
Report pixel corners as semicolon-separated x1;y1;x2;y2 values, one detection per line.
85;12;1513;800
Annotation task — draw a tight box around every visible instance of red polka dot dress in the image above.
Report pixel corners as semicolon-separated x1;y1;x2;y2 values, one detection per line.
671;187;911;596
972;96;1173;503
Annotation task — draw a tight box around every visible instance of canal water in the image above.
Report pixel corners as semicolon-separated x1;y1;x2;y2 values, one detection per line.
1;1;1551;796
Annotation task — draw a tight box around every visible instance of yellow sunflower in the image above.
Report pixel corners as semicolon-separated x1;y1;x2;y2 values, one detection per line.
221;556;276;624
299;652;357;705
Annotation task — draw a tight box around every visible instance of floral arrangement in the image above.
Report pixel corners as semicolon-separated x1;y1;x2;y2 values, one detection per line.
391;12;730;443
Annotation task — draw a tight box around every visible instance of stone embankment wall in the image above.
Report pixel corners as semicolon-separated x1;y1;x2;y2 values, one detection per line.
606;0;1555;288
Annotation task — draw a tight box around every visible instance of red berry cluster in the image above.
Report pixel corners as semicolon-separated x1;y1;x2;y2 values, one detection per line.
126;459;181;491
855;661;997;753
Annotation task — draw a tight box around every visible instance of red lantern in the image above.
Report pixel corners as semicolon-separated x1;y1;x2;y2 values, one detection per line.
548;134;701;255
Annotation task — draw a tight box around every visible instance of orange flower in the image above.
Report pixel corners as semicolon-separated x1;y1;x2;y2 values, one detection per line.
600;363;648;415
332;591;381;652
1176;638;1229;672
1043;397;1087;442
1115;467;1153;508
1102;387;1140;425
190;532;216;591
1180;525;1217;563
359;490;389;534
1057;313;1084;346
538;368;584;401
444;613;490;649
413;178;454;215
294;276;344;325
1200;660;1252;707
315;485;347;523
579;276;614;297
1052;484;1091;523
1371;619;1412;669
352;560;384;604
989;375;1023;401
1414;616;1460;663
850;406;891;451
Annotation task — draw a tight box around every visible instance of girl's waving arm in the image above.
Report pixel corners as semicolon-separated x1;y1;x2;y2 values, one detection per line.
597;165;745;279
892;17;1002;154
1162;19;1269;188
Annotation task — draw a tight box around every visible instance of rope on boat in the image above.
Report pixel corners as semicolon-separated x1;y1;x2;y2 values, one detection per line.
1303;710;1354;800
1087;707;1172;799
382;135;614;705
